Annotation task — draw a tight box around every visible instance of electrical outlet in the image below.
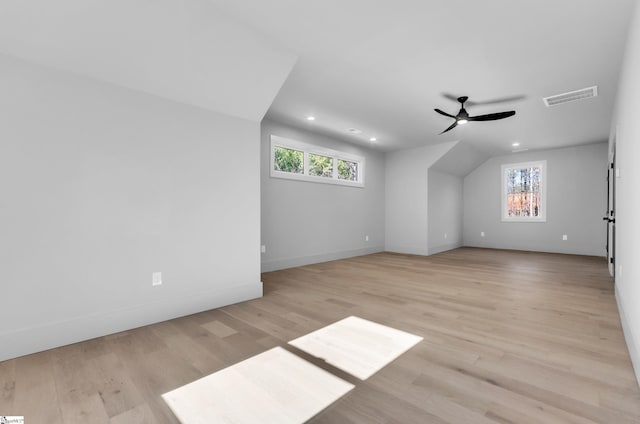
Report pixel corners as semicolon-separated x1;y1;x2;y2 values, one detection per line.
481;231;485;237
616;168;620;178
152;272;162;286
261;245;266;253
365;235;369;242
562;234;568;241
619;265;623;277
444;233;447;239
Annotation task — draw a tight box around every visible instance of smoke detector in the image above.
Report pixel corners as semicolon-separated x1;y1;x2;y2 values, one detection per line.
543;86;598;107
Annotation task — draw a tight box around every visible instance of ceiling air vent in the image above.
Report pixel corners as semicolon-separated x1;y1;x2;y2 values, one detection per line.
543;86;598;107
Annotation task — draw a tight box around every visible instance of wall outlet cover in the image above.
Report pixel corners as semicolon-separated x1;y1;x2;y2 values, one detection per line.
481;232;485;237
152;272;162;286
562;234;568;241
261;245;266;253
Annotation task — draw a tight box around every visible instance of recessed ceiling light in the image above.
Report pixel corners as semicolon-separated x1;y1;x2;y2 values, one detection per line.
306;116;316;121
512;142;520;147
347;128;362;134
369;137;377;142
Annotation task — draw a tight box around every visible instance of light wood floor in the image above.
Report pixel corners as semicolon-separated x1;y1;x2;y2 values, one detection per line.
1;248;639;423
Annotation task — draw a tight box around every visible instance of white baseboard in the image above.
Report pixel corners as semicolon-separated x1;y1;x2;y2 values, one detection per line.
0;281;263;362
616;284;640;388
385;243;461;256
462;241;605;257
261;246;384;273
428;242;462;255
384;245;429;256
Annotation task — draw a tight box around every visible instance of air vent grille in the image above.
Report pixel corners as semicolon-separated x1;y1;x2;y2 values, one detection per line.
543;86;598;107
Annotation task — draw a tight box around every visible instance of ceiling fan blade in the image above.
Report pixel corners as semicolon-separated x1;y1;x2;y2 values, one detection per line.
439;121;458;134
468;111;516;121
441;93;526;106
469;95;526;106
441;92;462;103
434;108;456;119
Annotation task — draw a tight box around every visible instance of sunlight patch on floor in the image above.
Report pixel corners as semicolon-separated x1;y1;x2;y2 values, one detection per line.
162;346;354;424
289;316;423;380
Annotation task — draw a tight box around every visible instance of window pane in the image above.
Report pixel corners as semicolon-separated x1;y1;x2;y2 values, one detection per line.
274;146;304;174
506;166;541;217
309;153;333;177
338;159;358;181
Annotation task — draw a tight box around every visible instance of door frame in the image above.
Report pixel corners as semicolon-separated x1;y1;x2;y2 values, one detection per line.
607;142;616;277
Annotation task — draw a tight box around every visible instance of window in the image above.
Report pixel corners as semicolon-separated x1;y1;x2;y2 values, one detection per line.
501;160;546;222
274;146;304;174
270;135;365;187
338;159;358;181
308;153;333;177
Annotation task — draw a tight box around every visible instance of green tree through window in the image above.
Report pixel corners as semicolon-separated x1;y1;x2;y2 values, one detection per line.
338;159;358;181
309;153;333;177
271;135;364;187
274;146;303;174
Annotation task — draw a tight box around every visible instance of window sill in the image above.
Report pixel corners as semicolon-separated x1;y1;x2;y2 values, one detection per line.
501;218;547;223
271;171;364;188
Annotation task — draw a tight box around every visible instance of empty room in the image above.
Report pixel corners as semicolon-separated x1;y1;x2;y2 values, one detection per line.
2;1;640;423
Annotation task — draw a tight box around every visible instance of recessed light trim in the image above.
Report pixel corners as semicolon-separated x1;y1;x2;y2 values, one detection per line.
512;142;520;147
369;137;377;142
347;128;362;134
306;116;316;121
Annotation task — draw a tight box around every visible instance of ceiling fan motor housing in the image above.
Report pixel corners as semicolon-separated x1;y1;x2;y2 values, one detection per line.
434;95;516;134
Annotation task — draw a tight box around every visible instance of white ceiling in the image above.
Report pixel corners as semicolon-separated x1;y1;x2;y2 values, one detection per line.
0;0;635;156
210;0;635;154
0;0;297;122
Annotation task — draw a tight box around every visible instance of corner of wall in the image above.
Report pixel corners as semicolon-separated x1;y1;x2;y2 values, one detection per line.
428;242;462;256
261;120;386;271
261;246;384;272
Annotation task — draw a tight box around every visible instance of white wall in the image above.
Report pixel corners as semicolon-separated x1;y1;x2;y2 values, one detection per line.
0;54;262;361
610;0;640;385
261;119;385;272
463;143;608;256
385;141;456;255
428;170;463;255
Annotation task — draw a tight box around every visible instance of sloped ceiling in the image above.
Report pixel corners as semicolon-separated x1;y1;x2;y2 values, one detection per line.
0;0;297;122
0;0;635;160
209;0;635;157
430;142;488;178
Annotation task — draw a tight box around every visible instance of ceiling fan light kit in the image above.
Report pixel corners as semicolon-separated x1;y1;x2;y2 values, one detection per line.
434;96;516;134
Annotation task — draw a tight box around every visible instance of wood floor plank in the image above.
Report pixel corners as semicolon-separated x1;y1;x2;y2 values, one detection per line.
0;358;16;414
109;403;156;424
13;351;64;423
51;344;109;423
90;352;145;418
1;248;638;423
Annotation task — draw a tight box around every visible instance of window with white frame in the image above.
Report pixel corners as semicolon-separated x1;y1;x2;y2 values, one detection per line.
270;135;365;187
501;160;546;222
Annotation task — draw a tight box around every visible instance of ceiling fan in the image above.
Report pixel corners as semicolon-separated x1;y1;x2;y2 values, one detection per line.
434;96;516;134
